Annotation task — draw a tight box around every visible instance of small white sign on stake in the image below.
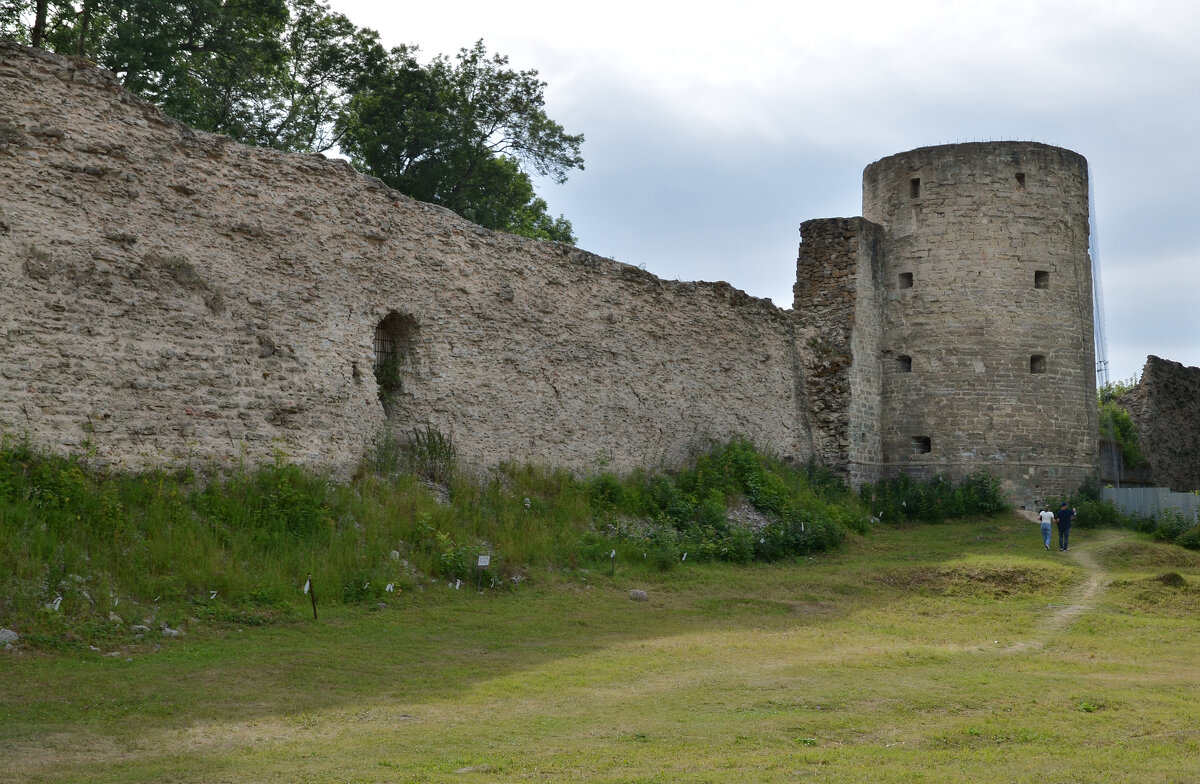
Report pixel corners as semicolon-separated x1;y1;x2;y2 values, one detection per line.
477;555;491;568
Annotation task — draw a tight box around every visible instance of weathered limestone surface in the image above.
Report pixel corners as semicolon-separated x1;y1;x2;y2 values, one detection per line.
0;43;807;474
0;43;1108;503
793;217;883;485
1118;356;1200;492
863;143;1099;504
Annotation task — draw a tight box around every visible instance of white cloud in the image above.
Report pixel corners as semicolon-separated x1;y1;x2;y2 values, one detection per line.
328;0;1200;374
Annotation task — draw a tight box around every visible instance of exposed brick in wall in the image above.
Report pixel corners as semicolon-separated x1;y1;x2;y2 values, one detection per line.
1117;356;1200;492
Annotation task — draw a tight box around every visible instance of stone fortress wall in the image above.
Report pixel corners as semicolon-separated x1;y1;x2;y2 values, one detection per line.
0;43;809;475
1;43;1104;503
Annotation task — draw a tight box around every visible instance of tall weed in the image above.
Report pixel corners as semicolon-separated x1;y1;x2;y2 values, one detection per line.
1;438;871;645
587;440;866;563
861;470;1008;523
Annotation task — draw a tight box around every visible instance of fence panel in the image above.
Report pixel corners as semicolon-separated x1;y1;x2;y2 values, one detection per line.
1101;487;1200;521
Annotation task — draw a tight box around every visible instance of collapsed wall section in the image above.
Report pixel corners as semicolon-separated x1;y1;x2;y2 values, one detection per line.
0;44;806;475
1117;356;1200;492
793;217;884;484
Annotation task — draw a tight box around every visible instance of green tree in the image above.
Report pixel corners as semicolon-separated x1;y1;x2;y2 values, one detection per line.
1098;379;1146;468
338;40;583;243
0;1;23;41
4;0;384;152
2;0;112;55
4;8;583;242
3;0;292;137
241;0;386;152
99;0;291;136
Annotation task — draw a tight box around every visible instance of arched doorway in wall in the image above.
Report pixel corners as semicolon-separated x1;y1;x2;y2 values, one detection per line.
373;311;420;418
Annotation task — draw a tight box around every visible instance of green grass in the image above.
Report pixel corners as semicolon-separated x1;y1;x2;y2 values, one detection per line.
0;439;880;643
5;519;1200;782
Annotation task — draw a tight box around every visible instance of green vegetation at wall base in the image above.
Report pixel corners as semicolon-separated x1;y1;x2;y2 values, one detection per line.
12;436;1181;651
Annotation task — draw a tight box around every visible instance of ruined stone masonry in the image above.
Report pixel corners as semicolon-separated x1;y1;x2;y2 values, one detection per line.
1115;356;1200;492
0;43;1100;504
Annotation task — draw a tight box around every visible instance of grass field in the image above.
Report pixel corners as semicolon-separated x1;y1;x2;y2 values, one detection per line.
4;514;1200;783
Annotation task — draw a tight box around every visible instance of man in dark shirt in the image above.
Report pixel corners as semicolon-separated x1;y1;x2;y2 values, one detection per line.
1055;502;1076;551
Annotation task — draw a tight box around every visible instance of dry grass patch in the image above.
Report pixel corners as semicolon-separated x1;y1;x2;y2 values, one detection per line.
1105;572;1200;617
1092;537;1200;571
876;557;1074;598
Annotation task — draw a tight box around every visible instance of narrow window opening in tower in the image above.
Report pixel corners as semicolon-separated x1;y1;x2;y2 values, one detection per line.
898;354;913;372
1030;354;1047;374
912;436;932;454
910;177;921;198
899;272;914;289
1016;172;1026;191
1034;270;1050;289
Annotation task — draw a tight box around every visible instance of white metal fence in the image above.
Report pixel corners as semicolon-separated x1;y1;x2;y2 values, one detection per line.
1101;486;1200;521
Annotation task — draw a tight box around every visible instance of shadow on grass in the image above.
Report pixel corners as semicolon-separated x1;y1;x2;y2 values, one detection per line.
0;514;1108;739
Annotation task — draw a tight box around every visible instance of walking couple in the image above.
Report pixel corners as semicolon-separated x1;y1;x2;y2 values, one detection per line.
1037;503;1076;551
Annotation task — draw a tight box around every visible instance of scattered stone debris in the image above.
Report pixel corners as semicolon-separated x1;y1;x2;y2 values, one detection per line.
726;499;773;532
0;628;18;644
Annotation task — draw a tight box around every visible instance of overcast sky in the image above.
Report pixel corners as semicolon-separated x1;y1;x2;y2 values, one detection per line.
329;0;1199;384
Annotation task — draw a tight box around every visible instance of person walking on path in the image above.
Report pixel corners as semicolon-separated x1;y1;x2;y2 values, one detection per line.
1038;507;1055;550
1055;502;1076;551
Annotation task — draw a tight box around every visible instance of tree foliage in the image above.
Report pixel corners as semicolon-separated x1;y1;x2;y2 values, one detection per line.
2;4;581;241
241;0;386;152
337;40;582;243
1098;379;1146;468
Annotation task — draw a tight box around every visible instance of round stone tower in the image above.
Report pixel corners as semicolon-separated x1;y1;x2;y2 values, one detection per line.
861;142;1098;504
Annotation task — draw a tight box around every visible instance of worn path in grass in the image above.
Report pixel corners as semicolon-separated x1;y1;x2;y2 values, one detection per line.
1006;528;1118;652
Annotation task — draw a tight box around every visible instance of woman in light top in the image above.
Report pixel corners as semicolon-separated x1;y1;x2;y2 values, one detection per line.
1037;507;1055;551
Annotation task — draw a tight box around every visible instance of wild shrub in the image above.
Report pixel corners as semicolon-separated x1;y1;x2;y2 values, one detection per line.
587;440;864;563
1098;379;1147;468
196;461;332;548
1152;508;1197;545
1055;487;1199;552
0;438;870;645
402;426;457;485
861;470;1008;523
1068;486;1128;529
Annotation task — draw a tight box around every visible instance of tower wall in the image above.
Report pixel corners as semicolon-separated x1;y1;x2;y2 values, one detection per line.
862;142;1099;505
793;217;884;485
